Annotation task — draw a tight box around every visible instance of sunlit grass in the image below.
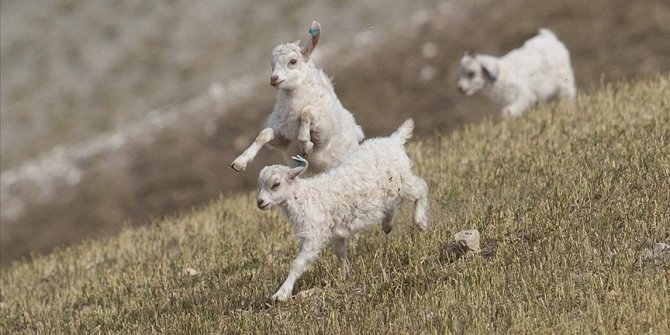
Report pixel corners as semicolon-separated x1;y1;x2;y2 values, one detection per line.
1;77;668;334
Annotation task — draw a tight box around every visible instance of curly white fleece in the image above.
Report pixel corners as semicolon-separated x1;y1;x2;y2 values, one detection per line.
232;22;363;173
257;119;428;301
458;28;576;117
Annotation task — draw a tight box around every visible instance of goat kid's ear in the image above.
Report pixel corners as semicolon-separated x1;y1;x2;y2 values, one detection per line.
301;21;321;59
478;56;499;82
288;155;309;180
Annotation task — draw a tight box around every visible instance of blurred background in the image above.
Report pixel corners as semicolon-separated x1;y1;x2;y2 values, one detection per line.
1;0;669;265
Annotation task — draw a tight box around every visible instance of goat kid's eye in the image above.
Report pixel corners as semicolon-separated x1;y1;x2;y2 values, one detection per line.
467;71;475;79
271;182;281;190
289;59;298;66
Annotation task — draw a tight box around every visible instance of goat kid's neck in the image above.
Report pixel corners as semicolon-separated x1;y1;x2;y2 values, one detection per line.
279;65;321;96
279;182;318;215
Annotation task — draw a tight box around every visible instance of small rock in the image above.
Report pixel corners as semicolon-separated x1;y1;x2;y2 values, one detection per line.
184;267;200;276
642;242;670;263
442;229;481;262
453;229;481;253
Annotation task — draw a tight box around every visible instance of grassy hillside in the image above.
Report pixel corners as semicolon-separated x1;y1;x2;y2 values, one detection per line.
1;78;669;333
4;0;670;266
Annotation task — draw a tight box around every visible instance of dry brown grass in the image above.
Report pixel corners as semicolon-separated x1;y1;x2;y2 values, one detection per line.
1;77;668;334
2;0;670;265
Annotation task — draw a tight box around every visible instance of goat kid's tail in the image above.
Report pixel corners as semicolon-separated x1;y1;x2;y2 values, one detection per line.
391;119;414;145
538;28;556;38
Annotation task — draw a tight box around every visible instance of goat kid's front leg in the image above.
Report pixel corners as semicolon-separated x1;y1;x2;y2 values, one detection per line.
381;208;396;235
502;104;526;118
502;91;535;118
297;107;315;156
272;241;322;302
332;237;350;277
231;128;275;172
404;176;429;231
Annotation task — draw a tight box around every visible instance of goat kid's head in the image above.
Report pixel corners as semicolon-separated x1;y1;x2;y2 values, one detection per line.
457;53;500;96
270;21;321;90
256;156;309;210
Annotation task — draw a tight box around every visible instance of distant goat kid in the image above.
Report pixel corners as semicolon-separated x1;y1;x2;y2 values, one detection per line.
458;28;576;117
231;21;364;173
257;119;428;301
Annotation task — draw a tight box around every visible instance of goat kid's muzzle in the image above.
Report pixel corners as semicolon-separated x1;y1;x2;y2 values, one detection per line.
257;198;270;210
270;75;284;87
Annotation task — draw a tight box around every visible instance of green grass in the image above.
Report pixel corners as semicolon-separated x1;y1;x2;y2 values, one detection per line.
1;77;669;334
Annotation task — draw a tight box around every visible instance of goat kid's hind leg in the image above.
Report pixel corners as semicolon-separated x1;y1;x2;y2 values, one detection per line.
298;107;315;156
381;207;396;235
272;241;323;302
559;81;577;101
502;91;536;117
231;128;275;172
332;237;350;277
404;175;429;230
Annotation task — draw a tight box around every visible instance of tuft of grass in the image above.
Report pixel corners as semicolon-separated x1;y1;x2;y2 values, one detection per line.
1;77;669;333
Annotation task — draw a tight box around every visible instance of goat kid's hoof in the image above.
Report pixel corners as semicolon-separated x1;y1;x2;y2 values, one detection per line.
501;107;516;118
298;141;314;157
271;289;292;302
230;160;247;172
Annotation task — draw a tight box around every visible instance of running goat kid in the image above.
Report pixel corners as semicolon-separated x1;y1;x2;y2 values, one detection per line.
257;119;428;301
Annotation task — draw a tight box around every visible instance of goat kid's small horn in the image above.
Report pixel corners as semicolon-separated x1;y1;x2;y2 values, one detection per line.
309;21;321;37
292;155;308;167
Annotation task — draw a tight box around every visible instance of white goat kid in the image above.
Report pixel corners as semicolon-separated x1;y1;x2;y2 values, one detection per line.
458;28;576;117
231;21;364;173
257;119;429;302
